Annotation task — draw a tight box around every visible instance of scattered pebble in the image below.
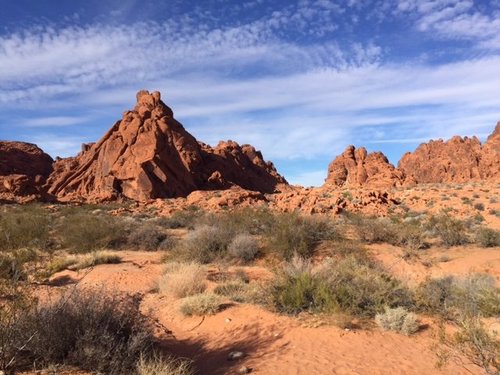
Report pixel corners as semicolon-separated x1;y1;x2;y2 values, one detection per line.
238;365;252;374
228;351;245;361
225;317;232;323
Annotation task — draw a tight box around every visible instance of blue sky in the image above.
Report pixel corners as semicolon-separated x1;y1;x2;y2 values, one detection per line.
0;0;499;186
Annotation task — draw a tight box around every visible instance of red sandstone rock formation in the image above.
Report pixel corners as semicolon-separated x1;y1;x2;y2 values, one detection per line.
47;90;286;202
0;141;53;201
398;124;500;184
324;145;403;188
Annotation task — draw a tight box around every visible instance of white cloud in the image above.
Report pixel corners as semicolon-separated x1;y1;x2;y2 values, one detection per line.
22;116;89;127
288;169;328;187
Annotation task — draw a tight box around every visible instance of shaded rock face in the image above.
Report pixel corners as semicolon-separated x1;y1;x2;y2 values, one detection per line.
325;146;403;188
47;90;286;202
0;141;54;200
398;124;500;184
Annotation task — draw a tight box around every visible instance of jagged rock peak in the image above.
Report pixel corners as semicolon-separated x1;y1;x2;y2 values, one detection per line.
46;90;286;202
324;145;403;188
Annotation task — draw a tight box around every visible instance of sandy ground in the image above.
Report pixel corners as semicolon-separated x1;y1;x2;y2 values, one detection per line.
44;247;500;375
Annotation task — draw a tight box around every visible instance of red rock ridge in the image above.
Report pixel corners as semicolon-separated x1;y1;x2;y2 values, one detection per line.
398;123;499;184
47;90;286;202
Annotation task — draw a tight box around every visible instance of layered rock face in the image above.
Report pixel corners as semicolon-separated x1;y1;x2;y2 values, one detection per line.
398;123;500;184
325;145;403;188
47;90;286;202
0;141;53;201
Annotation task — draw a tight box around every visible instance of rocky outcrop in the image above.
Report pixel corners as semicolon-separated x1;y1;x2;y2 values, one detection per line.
47;90;286;202
325;146;403;188
398;124;500;184
0;141;54;201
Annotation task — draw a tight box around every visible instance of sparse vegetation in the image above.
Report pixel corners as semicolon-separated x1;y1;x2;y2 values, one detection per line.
0;206;50;250
475;227;500;248
158;262;207;298
127;224;169;251
268;256;413;317
426;214;468;247
179;293;225;316
174;225;233;263
136;354;194;375
227;233;259;262
58;212;125;252
375;307;419;335
264;213;337;260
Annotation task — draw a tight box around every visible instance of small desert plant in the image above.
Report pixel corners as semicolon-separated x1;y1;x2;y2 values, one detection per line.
158;262;206;298
390;220;427;250
179;293;224;316
127;224;168;251
136;353;194;375
426;214;468;247
475;227;500;248
474;202;485;211
213;280;248;302
174;225;233;263
265;213;337;260
227;233;259;262
375;307;419;335
58;212;125;253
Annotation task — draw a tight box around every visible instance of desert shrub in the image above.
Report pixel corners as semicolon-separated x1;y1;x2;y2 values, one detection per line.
426;214;468;247
324;256;413;317
227;233;259;262
45;251;121;275
0;280;37;372
475;227;500;248
2;288;156;374
347;214;396;244
269;258;334;314
0;208;50;250
179;293;224;316
375;307;419;335
415;275;500;318
454;317;499;375
199;208;276;236
58;212;125;253
174;225;233;263
213;280;249;302
415;276;455;316
473;202;485;211
268;256;412;317
265;213;337;260
128;224;168;251
158;262;206;298
390;221;427;250
155;207;204;229
137;354;194;375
